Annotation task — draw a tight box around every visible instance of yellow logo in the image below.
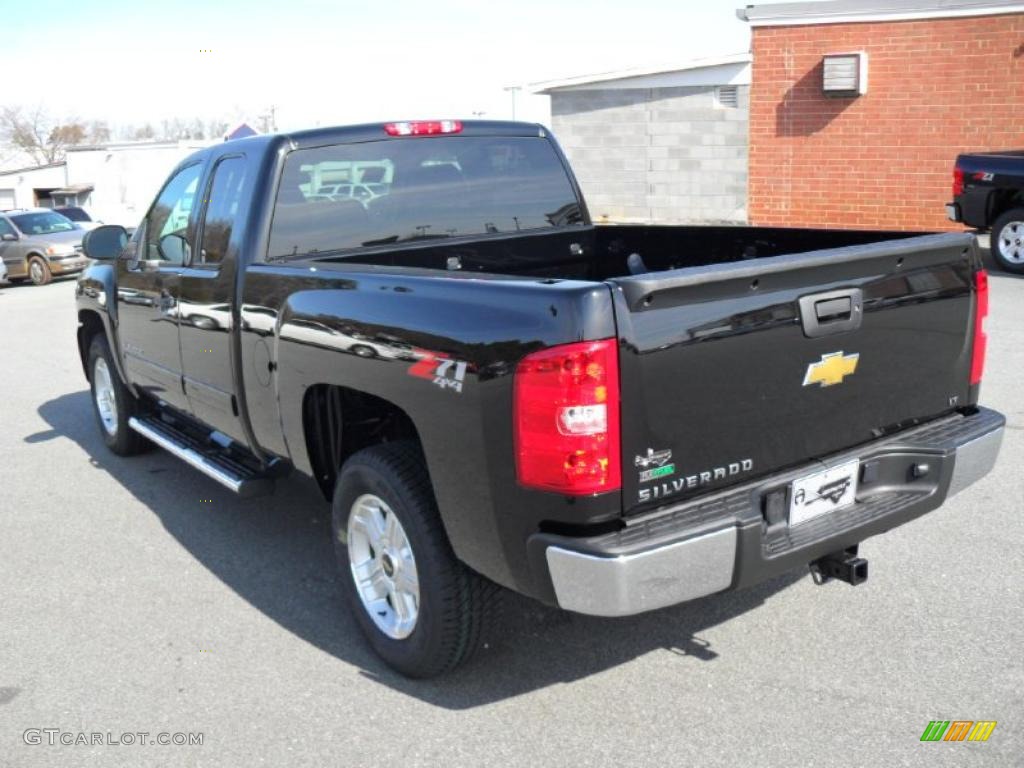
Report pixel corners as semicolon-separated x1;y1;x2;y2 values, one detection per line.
803;351;859;388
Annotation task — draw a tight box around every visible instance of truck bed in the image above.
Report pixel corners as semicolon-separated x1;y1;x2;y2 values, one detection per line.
312;222;977;515
317;224;923;281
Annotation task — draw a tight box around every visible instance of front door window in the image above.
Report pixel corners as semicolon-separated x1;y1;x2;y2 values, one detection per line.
142;164;203;264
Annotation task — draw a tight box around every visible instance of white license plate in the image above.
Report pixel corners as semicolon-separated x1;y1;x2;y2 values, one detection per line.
789;460;859;527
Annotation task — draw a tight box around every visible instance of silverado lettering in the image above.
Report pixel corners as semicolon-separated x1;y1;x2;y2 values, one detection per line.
639;458;755;502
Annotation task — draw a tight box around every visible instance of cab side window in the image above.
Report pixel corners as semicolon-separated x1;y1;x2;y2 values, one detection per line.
143;163;202;264
0;218;15;237
198;156;247;266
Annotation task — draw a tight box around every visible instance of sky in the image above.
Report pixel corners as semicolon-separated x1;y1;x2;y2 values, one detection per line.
0;0;751;133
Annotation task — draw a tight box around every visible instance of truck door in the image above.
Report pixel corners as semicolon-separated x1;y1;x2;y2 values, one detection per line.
178;154;250;442
116;162;203;413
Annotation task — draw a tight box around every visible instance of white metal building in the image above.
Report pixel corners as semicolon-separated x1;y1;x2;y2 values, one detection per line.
532;54;752;224
0;139;213;226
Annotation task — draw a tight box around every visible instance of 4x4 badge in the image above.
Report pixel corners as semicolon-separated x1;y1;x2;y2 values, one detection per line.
408;350;469;394
636;448;675;483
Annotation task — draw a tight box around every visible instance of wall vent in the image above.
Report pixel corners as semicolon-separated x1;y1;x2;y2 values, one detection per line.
716;85;739;109
823;52;868;96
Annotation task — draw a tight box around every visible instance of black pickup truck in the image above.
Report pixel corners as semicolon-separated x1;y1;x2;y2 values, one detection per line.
77;120;1003;677
948;150;1024;273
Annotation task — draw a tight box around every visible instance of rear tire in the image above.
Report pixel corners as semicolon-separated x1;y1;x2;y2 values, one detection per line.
88;335;150;455
332;442;500;678
27;256;52;286
991;207;1024;274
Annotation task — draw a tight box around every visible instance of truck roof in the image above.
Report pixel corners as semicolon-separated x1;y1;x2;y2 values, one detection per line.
216;120;546;153
960;149;1024;159
287;120;546;147
175;120;554;186
172;120;550;178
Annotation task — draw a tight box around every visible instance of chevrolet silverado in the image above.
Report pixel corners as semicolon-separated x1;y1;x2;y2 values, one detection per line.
76;120;1003;677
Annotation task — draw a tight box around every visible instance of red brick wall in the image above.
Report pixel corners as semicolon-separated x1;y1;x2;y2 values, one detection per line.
749;13;1024;230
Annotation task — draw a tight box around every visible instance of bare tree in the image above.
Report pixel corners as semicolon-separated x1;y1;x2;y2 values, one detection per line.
86;120;111;144
0;105;91;164
1;104;249;164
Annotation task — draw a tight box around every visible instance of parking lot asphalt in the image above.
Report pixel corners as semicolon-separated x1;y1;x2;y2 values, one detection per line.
1;268;1021;768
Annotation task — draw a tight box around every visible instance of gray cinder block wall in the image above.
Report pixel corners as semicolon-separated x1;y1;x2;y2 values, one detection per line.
549;86;749;224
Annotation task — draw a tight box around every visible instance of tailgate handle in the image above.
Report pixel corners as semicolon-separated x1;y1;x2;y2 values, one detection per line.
815;297;852;321
799;288;863;338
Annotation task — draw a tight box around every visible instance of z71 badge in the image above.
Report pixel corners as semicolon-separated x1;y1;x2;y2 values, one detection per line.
408;351;469;394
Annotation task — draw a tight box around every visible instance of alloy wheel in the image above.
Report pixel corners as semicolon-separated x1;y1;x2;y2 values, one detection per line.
93;357;119;436
997;221;1024;264
346;494;420;639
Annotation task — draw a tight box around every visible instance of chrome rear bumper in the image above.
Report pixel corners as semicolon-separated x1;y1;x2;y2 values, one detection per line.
541;408;1004;617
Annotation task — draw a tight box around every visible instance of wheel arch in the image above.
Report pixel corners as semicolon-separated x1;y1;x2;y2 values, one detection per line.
987;189;1024;227
24;251;45;271
77;309;106;375
75;261;131;386
302;383;423;500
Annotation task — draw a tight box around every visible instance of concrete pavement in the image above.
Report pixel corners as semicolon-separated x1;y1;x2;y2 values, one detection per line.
0;270;1021;767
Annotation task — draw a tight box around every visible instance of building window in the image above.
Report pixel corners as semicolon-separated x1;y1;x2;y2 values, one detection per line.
715;85;739;109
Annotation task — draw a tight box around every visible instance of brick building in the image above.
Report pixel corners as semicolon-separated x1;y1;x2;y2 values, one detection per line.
533;55;751;224
739;0;1024;231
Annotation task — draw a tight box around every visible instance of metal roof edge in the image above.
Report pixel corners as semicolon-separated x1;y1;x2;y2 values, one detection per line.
530;53;752;94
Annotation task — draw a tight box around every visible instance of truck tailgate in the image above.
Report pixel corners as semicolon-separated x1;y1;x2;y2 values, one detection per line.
609;233;980;514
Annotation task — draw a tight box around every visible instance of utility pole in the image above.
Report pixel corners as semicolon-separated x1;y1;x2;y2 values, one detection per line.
503;86;521;120
258;105;278;134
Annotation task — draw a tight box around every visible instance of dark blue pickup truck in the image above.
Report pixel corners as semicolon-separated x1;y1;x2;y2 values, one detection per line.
948;150;1024;273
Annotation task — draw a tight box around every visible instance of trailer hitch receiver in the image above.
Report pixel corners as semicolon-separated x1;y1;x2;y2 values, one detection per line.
810;545;868;586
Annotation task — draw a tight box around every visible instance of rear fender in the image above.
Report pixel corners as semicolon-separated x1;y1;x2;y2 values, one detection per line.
268;274;617;595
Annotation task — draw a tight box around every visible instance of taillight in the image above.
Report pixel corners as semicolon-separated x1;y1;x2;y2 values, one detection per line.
383;120;463;136
514;339;621;495
970;269;988;386
952;167;965;197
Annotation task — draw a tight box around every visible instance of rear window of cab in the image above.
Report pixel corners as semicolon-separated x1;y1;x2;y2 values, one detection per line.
267;136;582;260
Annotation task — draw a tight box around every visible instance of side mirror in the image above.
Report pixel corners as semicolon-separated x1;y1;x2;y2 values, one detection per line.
1;232;17;242
158;233;190;264
82;225;128;260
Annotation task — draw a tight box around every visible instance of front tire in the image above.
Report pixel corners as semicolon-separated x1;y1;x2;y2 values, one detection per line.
350;344;377;358
991;207;1024;274
88;335;149;455
27;256;52;286
332;442;500;678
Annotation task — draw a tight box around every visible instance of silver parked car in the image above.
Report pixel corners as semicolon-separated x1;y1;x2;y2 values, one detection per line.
0;209;90;285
